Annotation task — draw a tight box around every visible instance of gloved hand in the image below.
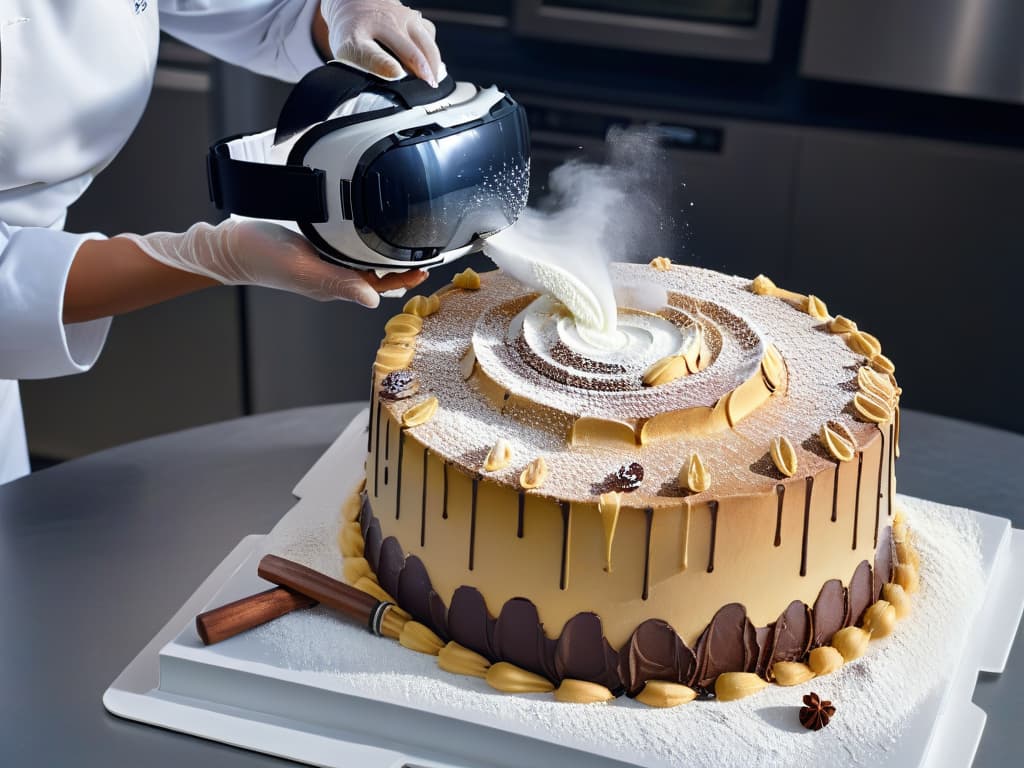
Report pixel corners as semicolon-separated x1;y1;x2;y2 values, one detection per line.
119;219;427;308
321;0;443;87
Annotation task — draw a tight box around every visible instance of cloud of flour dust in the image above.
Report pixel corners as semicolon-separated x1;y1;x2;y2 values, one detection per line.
484;126;675;327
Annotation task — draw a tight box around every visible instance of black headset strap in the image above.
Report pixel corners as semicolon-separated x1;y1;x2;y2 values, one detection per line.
274;60;457;144
207;136;329;222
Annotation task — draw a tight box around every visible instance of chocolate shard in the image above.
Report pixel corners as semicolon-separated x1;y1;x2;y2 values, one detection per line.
754;624;775;678
447;586;497;661
396;555;447;639
493;598;558;682
847;560;873;627
769;600;813;669
618;619;697;697
428;590;449;642
554;613;623;694
363;517;383;572
694;603;757;687
873;526;895;602
812;580;849;648
376;537;405;598
359;491;373;540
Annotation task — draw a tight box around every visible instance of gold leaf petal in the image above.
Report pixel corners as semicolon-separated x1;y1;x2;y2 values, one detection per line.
403;294;439;318
680;451;711;492
828;315;858;334
805;294;829;320
846;330;881;357
770;436;798;477
852;391;891;424
751;274;776;295
821;421;856;462
643;355;689;386
452;268;481;290
483;438;513;472
760;345;785;392
649;256;672;271
520;457;548;489
402;396;439;427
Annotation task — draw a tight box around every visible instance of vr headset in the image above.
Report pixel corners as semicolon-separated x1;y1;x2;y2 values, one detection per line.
206;61;530;271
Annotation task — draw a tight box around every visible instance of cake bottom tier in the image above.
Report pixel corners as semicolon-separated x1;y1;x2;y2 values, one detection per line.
352;489;899;695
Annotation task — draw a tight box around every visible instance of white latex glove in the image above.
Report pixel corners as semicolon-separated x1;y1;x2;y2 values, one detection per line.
120;219;426;308
321;0;443;87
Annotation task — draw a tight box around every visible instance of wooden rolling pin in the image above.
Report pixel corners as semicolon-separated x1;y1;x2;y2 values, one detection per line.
195;554;406;645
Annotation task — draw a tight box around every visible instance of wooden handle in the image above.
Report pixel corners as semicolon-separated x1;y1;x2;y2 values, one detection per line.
195;586;317;645
258;554;380;624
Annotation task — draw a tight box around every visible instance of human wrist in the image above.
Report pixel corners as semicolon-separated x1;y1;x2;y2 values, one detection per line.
64;236;217;324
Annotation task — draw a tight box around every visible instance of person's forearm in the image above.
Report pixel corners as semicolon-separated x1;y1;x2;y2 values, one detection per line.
64;237;217;324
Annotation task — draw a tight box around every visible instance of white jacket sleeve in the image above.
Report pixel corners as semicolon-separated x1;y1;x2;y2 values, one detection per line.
159;0;324;83
0;222;111;380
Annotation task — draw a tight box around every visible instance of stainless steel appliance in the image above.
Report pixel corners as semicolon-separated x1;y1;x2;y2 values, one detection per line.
801;0;1024;105
514;0;780;61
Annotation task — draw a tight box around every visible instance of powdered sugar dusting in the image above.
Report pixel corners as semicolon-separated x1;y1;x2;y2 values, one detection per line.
385;264;886;503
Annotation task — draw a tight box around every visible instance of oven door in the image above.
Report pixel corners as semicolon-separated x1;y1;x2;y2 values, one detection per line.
514;0;779;62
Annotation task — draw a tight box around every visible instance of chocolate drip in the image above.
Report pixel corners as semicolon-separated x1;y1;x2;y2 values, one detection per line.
555;613;623;694
873;526;895;602
694;603;759;687
800;476;813;577
420;445;428;547
516;491;525;538
847;560;873;627
468;476;479;571
494;598;558;682
442;461;449;520
377;536;404;598
773;484;785;546
385;417;391;462
887;422;895;518
559;501;571;590
384;465;389;486
812;580;849;647
852;452;864;549
394;430;405;519
769;600;813;666
397;555;447;640
874;425;885;548
707;500;719;573
373;401;382;497
364;516;383;572
831;464;840;523
447;586;497;660
367;379;375;453
642;507;653;600
618;619;698;696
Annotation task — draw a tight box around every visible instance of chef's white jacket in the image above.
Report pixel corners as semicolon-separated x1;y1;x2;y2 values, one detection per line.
0;0;324;484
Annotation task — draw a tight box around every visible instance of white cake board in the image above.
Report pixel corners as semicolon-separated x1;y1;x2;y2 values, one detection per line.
104;409;1024;768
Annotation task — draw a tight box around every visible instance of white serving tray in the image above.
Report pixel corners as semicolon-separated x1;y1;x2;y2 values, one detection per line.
104;410;1024;768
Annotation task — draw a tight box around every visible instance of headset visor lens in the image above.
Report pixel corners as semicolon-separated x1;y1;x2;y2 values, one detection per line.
355;106;529;257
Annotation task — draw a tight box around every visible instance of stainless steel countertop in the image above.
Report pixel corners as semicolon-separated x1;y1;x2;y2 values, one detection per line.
1;405;1021;766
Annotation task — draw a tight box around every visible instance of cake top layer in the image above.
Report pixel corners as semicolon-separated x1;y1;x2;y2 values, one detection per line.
375;263;898;506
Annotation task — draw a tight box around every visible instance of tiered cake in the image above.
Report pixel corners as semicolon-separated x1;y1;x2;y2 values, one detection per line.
341;261;918;704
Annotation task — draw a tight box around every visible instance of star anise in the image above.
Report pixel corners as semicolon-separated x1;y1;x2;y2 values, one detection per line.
799;692;836;731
